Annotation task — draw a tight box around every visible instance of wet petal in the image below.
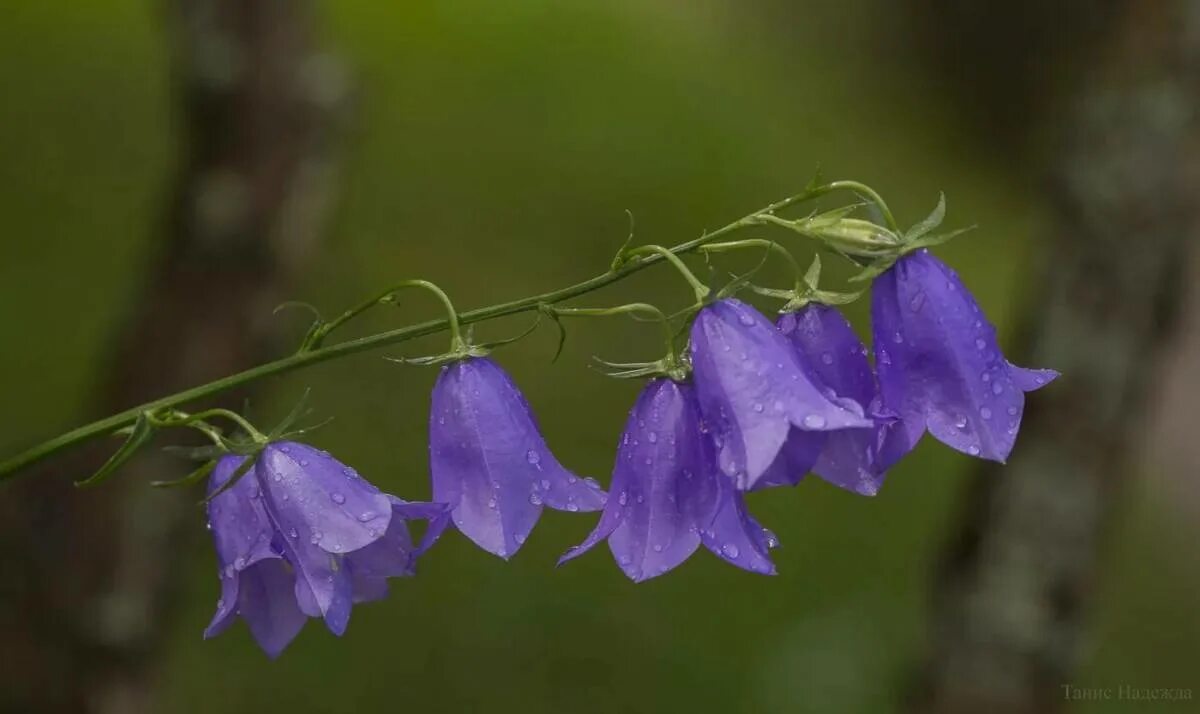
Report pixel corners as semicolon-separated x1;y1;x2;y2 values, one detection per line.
431;357;601;559
700;477;778;575
1009;363;1059;392
778;305;906;493
690;299;872;490
237;559;308;659
754;429;824;490
257;442;393;556
204;455;282;638
873;250;1053;462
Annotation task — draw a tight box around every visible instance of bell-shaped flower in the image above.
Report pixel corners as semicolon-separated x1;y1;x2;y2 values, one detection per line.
560;378;780;580
872;249;1058;461
204;443;448;657
776;304;909;495
689;298;874;491
430;356;606;559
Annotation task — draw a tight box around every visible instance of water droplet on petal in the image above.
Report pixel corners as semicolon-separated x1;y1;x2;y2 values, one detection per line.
992;382;1004;395
526;450;541;465
652;544;664;552
647;431;658;443
618;491;628;506
515;533;526;545
980;407;993;420
909;292;926;312
358;511;376;522
529;493;543;506
954;414;968;429
803;414;827;429
821;352;835;365
539;479;550;490
975;338;987;350
967;445;981;456
331;492;346;505
566;503;579;512
752;403;764;413
739;313;755;326
721;543;740;559
1007;406;1018;416
300;459;310;467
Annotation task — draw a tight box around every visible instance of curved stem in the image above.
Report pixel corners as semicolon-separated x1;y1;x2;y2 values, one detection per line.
700;239;804;293
815;180;899;232
551;303;676;360
0;185;885;481
624;245;710;302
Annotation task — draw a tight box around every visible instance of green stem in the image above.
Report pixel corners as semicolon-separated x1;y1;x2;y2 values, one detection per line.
813;180;899;232
624;245;710;302
551;303;676;360
0;183;885;482
700;239;804;293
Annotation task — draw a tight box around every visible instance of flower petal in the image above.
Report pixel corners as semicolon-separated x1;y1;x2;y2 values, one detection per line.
204;455;282;638
754;429;824;490
873;250;1050;462
431;357;599;559
237;559;309;659
257;442;393;556
690;299;872;490
778;305;906;493
1008;363;1059;392
700;476;778;575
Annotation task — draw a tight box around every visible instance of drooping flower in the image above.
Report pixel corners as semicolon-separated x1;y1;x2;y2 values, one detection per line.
204;443;448;657
871;249;1058;461
776;304;908;495
560;378;779;580
689;298;874;491
430;356;606;559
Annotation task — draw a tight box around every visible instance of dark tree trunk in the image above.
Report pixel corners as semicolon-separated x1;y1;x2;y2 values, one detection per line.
0;2;344;711
911;2;1200;713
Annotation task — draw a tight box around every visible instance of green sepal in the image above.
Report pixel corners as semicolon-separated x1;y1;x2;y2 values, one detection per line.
75;412;157;487
903;192;945;242
151;459;217;489
200;450;260;505
905;225;976;250
848;258;897;283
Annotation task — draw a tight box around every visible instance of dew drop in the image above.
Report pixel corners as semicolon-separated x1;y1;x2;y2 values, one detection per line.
739;313;755;326
331;492;346;505
618;491;628;506
234;556;246;570
721;543;740;559
566;503;579;512
892;332;904;344
980;407;993;420
821;352;835;366
652;544;664;553
529;493;543;506
981;372;991;383
539;479;550;490
752;403;764;413
526;449;541;465
992;382;1004;395
647;431;658;443
803;414;827;429
967;445;981;456
975;338;987;350
515;533;526;545
300;460;310;467
1007;406;1018;416
288;528;299;539
909;292;926;312
358;511;376;522
486;498;497;509
954;414;968;429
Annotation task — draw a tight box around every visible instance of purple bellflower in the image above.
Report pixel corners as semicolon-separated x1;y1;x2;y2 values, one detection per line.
776;304;908;495
872;249;1058;462
204;443;448;657
560;378;779;580
430;356;606;559
690;298;874;491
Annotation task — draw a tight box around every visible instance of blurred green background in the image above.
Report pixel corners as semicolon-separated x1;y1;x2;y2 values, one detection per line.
1;1;1196;712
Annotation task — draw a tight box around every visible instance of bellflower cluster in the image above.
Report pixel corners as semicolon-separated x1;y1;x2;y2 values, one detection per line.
1;182;1059;658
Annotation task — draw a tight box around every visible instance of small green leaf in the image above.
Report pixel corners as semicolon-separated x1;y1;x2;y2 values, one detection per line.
75;413;157;487
904;192;946;241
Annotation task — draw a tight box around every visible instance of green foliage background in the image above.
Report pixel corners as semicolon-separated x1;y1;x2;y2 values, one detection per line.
0;2;1195;711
